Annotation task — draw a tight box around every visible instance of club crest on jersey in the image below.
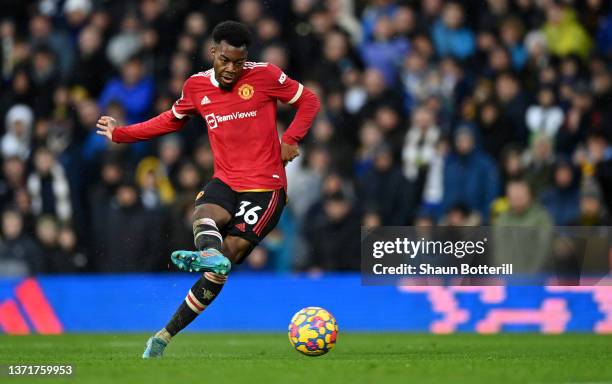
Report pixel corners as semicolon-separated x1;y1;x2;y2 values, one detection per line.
238;84;254;100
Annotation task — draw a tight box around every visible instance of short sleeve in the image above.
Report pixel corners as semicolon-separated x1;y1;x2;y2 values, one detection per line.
263;64;304;105
172;78;198;119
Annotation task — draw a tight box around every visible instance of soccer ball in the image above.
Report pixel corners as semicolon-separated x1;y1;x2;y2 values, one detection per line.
288;306;338;356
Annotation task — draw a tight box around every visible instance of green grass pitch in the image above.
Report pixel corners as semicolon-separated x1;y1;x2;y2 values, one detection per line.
1;333;611;384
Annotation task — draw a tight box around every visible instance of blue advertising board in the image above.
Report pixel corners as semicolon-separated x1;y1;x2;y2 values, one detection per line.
0;274;610;334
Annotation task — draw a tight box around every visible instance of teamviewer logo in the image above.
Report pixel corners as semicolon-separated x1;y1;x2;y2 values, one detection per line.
205;113;218;129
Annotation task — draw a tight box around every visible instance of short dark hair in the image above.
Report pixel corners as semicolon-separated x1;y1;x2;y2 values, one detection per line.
212;21;252;49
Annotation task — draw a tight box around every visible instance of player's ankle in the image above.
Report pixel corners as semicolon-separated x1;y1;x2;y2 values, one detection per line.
155;328;172;344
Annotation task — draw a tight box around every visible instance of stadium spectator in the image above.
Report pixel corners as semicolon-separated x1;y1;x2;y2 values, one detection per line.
573;179;610;226
524;134;556;198
71;25;112;98
499;17;528;70
598;10;612;58
174;161;201;198
526;87;564;140
286;146;329;221
359;16;409;85
87;156;124;259
401;106;440;184
542;3;592;58
28;14;74;79
493;179;553;272
360;143;413;225
0;68;34;122
98;55;154;124
498;144;525;189
421;136;449;220
57;224;88;272
135;156;175;209
495;72;528;145
35;215;64;273
27;147;72;222
555;84;593;155
442;125;499;222
392;5;416;39
30;46;59;117
440;203;481;226
361;0;398;42
0;156;26;210
431;2;475;60
475;101;514;161
96;182;166;272
2;104;33;160
105;13;143;68
355;120;382;177
311;29;357;92
0;208;41;276
304;191;360;271
540;159;580;225
401;51;439;109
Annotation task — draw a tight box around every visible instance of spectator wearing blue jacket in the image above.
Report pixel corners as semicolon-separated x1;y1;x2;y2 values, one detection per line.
360;16;410;86
442;125;500;222
597;11;612;59
432;2;475;60
98;56;154;124
361;0;398;42
540;159;580;225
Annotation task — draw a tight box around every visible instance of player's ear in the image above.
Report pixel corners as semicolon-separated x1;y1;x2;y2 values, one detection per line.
210;44;216;59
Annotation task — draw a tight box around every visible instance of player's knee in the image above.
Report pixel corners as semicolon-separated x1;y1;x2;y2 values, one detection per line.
193;217;223;252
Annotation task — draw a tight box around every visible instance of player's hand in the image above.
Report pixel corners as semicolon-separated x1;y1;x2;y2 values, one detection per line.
96;116;118;141
281;142;299;166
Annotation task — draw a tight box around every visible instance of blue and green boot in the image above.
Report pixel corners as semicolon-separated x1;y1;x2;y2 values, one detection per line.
142;336;167;359
171;249;231;275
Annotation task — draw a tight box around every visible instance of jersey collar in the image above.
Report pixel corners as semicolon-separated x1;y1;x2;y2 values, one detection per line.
210;68;219;88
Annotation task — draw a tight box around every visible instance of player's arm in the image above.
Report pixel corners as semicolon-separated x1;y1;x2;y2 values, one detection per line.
96;110;187;143
264;64;321;163
96;79;197;143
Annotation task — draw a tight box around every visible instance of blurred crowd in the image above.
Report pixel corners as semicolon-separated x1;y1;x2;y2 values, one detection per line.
0;0;611;275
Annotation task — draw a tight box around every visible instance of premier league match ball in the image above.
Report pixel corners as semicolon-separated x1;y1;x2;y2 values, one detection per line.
288;306;338;356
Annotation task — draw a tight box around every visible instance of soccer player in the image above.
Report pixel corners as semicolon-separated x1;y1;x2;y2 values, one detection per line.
96;21;320;358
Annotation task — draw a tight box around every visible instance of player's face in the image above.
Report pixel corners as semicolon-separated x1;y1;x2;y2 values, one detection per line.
211;41;247;90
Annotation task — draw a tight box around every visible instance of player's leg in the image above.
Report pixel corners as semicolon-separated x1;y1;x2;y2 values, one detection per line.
170;203;233;273
145;236;251;357
143;187;285;358
223;235;256;264
143;265;229;358
163;188;285;338
144;181;236;358
159;204;232;337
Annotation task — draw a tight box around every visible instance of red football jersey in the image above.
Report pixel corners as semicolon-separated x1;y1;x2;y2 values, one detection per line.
172;62;306;191
113;61;319;191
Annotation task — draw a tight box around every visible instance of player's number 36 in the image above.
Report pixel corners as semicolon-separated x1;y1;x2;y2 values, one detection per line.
236;201;262;225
